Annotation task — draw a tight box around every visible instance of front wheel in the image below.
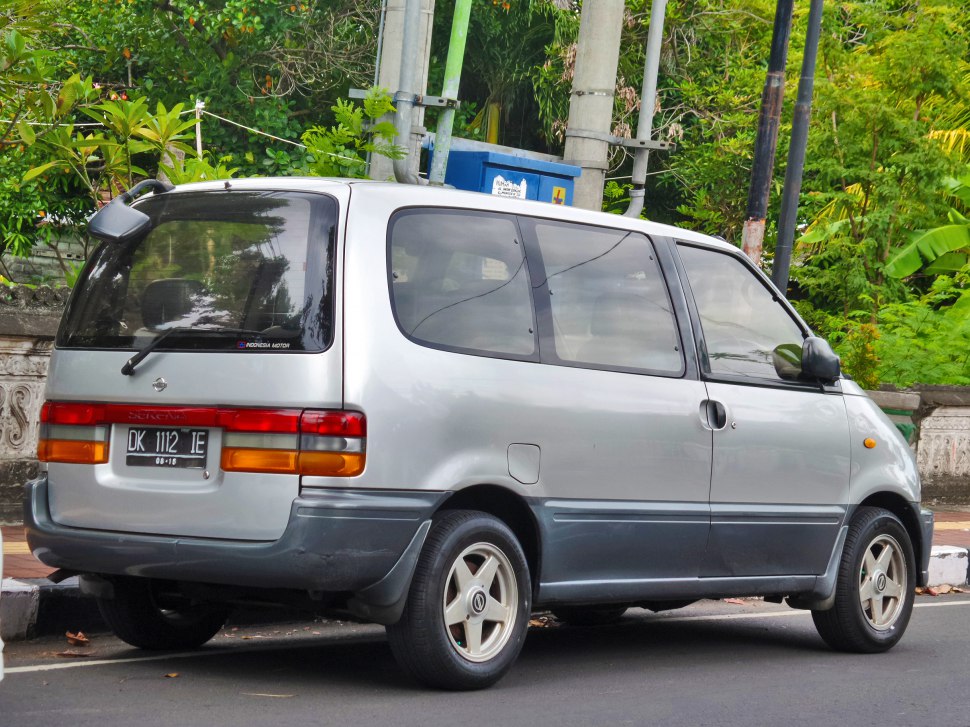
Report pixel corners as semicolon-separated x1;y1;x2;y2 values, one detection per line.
386;510;531;690
97;577;229;650
812;506;916;653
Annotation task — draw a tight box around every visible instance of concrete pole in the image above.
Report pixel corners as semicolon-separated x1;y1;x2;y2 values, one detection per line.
562;0;625;211
741;0;794;265
370;0;436;182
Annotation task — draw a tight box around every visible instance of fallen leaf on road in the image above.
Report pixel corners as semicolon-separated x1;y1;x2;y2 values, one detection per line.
925;587;940;597
528;616;558;628
724;598;745;605
65;631;90;647
952;586;966;593
164;673;180;678
935;584;953;595
55;650;94;658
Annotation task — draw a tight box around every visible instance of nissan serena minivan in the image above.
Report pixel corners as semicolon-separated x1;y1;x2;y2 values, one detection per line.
26;178;933;689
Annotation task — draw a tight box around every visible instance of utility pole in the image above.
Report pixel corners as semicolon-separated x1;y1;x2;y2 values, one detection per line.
624;0;668;218
742;0;794;265
773;0;824;295
370;0;436;182
563;0;625;211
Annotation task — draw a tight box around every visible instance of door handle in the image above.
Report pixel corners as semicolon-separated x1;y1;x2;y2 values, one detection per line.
702;399;727;430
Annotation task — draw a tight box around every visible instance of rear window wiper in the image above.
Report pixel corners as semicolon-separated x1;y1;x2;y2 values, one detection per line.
121;326;262;376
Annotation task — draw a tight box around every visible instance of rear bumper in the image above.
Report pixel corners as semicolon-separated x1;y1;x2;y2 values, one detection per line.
25;475;446;596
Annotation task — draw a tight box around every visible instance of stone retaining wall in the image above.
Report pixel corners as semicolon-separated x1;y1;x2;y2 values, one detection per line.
0;286;65;523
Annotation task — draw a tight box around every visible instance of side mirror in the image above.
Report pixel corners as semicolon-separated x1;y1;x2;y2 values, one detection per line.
801;336;841;382
87;179;173;244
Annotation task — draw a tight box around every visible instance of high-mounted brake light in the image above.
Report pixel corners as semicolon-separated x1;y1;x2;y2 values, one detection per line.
38;402;366;476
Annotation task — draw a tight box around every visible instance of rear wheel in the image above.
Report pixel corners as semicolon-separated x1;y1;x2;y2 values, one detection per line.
97;577;229;650
812;507;916;653
552;606;628;626
386;510;531;690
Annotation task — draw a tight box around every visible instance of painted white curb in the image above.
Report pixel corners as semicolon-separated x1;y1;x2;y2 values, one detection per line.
928;546;969;588
0;579;39;641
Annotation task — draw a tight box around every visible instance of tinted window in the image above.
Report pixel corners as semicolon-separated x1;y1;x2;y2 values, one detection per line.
389;210;536;357
531;222;682;374
59;191;336;352
678;244;805;380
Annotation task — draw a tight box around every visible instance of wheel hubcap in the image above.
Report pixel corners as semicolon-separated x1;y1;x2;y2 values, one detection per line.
443;542;518;663
858;533;907;630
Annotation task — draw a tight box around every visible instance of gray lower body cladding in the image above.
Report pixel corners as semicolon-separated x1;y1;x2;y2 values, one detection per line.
25;476;445;595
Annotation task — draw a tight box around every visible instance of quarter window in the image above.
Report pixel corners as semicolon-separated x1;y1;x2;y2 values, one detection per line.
678;244;805;380
389;210;536;357
531;222;682;374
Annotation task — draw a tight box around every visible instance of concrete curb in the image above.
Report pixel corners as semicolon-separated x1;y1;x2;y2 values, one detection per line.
3;547;968;642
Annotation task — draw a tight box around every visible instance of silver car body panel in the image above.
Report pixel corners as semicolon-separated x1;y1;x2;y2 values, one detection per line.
43;181;350;541
30;179;928;610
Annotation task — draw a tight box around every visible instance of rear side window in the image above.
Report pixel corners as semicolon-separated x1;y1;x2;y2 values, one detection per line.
59;191;337;352
678;244;805;380
528;221;683;375
389;209;536;357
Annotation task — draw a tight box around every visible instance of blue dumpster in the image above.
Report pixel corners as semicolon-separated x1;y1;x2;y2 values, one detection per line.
430;148;581;206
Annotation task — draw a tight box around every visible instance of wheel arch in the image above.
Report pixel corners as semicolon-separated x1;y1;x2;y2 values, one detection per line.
856;490;924;579
438;484;541;595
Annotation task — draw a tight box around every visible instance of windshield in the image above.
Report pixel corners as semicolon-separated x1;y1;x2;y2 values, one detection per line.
58;190;337;353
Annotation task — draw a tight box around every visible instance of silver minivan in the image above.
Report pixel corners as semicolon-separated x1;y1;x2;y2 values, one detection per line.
26;178;933;689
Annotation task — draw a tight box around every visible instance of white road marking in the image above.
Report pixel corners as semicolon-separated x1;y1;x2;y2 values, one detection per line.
5;598;968;675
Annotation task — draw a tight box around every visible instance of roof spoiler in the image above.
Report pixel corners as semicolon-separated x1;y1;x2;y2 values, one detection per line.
88;179;174;244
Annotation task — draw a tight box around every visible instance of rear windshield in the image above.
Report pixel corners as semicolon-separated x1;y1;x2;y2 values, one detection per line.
58;191;337;352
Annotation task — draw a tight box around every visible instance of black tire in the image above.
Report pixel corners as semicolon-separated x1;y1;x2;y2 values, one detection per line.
97;577;229;650
386;510;532;690
812;506;916;653
551;606;628;626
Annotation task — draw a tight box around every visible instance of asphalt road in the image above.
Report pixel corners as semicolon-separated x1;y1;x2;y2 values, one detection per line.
2;595;969;727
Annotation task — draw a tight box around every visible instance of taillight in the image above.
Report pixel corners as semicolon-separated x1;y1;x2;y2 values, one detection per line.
221;409;366;476
38;402;110;464
37;402;366;476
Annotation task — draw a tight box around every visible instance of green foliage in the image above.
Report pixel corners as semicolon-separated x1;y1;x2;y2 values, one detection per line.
837;322;882;391
51;0;380;176
794;1;966;317
885;171;970;277
301;88;403;178
429;0;564;149
872;273;970;386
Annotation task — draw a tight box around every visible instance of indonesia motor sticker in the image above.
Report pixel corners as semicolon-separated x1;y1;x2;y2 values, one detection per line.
237;341;291;349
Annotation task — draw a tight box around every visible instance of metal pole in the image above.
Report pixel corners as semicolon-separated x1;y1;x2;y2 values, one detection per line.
371;0;435;181
741;0;794;264
562;0;625;211
773;0;823;295
392;0;424;184
429;0;472;185
625;0;667;218
194;99;204;158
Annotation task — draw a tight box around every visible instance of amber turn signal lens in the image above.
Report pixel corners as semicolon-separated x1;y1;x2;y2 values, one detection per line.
37;439;109;465
298;452;365;477
221;448;299;474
